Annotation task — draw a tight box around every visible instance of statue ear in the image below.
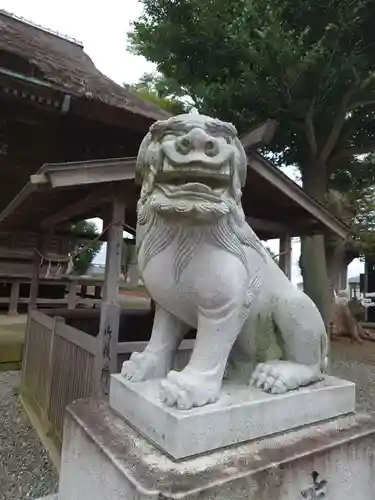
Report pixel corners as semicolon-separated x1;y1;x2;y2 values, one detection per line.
135;132;152;185
234;137;247;187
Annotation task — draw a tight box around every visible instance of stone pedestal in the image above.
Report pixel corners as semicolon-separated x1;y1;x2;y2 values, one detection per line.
110;375;355;459
56;397;375;500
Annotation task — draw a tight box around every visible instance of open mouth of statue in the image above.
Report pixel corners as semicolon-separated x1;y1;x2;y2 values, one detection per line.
155;165;231;199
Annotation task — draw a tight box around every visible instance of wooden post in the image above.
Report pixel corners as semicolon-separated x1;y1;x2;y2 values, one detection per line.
67;282;77;310
279;234;292;280
95;193;125;396
29;234;43;312
8;280;20;315
44;315;65;428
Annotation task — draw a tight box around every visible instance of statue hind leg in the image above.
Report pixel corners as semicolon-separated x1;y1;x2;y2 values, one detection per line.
250;290;328;394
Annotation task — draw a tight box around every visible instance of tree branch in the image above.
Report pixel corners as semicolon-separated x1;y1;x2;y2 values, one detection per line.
319;80;360;164
349;99;375;111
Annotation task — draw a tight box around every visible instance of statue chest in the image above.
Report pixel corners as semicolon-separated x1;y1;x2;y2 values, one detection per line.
139;240;250;326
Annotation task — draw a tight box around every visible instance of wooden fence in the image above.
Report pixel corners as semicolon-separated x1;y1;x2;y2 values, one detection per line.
21;309;194;448
21;310;97;444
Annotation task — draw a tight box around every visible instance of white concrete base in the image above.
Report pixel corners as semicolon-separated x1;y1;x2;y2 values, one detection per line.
57;398;375;500
109;374;355;459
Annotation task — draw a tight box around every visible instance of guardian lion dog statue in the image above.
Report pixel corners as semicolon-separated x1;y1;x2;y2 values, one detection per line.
121;109;328;409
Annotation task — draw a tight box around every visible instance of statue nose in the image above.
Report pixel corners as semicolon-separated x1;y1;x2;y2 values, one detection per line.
175;129;220;157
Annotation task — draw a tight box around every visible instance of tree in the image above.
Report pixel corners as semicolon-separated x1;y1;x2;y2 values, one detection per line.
71;220;102;275
325;155;375;292
129;0;375;324
125;73;188;114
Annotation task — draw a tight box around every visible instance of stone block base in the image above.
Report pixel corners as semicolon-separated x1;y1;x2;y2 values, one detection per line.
56;398;375;500
110;374;355;459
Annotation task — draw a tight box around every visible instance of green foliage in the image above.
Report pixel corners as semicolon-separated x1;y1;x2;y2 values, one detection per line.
326;154;375;256
71;220;102;275
130;0;375;175
130;0;375;278
126;73;188;114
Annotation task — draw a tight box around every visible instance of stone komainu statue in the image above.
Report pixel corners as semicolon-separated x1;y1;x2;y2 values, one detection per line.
121;110;328;409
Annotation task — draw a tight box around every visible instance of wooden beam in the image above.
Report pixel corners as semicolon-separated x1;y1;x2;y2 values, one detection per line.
30;173;48;184
41;187;111;228
246;217;288;236
240;120;277;151
41;157;137;188
95;191;125;396
248;153;350;240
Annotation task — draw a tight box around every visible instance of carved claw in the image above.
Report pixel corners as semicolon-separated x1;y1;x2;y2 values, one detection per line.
159;370;220;410
121;351;170;382
249;360;322;394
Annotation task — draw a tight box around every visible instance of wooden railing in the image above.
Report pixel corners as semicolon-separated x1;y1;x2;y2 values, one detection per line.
47;318;97;438
22;310;53;414
21;309;194;448
21;310;97;444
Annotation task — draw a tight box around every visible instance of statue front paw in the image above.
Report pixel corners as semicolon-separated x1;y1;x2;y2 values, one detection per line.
160;370;221;410
121;351;169;382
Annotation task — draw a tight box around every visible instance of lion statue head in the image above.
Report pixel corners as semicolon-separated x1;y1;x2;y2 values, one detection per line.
136;109;247;222
135;109;266;282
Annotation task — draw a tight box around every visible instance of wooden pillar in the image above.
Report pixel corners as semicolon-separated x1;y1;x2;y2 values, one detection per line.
95;193;125;396
29;234;43;312
279;234;292;280
8;281;20;316
67;282;77;310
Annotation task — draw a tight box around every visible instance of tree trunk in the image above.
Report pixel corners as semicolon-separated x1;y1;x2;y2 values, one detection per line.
325;236;365;342
325;237;359;294
300;235;332;326
300;166;332;326
326;240;347;293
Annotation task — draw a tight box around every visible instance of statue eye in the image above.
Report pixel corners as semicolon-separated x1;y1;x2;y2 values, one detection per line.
225;137;232;144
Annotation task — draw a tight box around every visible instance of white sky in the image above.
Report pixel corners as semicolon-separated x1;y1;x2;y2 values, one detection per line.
0;0;154;85
0;0;364;284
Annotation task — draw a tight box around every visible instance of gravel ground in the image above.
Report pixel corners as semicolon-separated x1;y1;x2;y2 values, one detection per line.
0;371;58;500
330;339;375;412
